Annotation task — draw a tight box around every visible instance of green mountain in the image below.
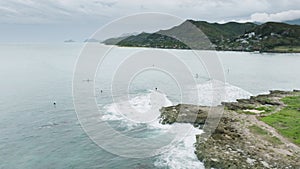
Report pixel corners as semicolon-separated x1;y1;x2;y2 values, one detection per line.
222;22;300;52
103;20;300;52
108;32;189;49
185;20;256;44
102;36;129;45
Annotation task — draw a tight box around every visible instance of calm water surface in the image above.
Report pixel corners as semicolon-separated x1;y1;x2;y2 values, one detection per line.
0;44;300;169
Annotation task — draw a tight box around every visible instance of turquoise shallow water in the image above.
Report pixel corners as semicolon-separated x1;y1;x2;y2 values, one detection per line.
0;44;300;169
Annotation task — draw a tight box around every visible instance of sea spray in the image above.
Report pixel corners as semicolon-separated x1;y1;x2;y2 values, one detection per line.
193;80;252;106
154;123;205;169
100;81;252;168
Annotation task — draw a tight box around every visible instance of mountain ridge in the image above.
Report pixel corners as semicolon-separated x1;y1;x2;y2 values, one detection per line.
103;20;300;53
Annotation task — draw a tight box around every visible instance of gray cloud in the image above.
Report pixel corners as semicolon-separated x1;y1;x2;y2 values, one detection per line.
0;0;299;24
250;10;300;22
0;0;299;42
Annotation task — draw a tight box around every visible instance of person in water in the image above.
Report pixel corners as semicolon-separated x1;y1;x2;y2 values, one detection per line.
155;87;158;91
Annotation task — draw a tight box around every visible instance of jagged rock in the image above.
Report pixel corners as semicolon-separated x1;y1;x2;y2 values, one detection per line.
160;90;300;169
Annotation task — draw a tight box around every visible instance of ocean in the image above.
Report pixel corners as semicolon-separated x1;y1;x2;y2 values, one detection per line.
1;43;300;169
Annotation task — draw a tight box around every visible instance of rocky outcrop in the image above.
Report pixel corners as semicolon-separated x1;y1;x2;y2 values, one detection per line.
159;104;208;128
159;90;300;169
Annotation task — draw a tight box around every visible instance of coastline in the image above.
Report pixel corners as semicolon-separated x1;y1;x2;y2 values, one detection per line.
103;44;300;54
159;90;300;168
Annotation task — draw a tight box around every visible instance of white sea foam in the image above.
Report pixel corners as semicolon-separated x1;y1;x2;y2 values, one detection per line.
154;123;205;169
194;79;252;106
101;90;205;168
101;90;172;130
154;80;253;169
101;81;252;169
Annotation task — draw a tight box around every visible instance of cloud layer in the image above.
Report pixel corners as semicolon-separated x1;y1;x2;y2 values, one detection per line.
0;0;299;42
250;10;300;22
0;0;299;24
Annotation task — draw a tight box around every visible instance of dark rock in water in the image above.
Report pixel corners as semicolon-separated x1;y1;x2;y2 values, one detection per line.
222;101;255;111
252;95;281;105
39;122;59;129
222;92;283;112
64;39;75;43
159;104;209;128
269;90;293;95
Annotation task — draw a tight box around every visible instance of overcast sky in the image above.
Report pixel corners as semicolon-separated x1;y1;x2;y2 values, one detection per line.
0;0;299;42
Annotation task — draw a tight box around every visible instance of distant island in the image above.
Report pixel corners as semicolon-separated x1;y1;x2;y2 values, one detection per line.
103;20;300;53
84;38;100;43
64;39;76;43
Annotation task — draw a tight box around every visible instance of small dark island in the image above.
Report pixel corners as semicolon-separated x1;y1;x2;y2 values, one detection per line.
64;39;76;43
159;90;300;168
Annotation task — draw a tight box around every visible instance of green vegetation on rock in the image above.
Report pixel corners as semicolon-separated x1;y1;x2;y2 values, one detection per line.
160;90;300;168
248;125;283;145
261;95;300;145
255;106;276;113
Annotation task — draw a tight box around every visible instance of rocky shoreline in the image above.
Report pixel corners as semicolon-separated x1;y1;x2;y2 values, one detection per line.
159;90;300;169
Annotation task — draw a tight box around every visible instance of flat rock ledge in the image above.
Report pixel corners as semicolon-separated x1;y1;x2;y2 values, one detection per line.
159;90;300;169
